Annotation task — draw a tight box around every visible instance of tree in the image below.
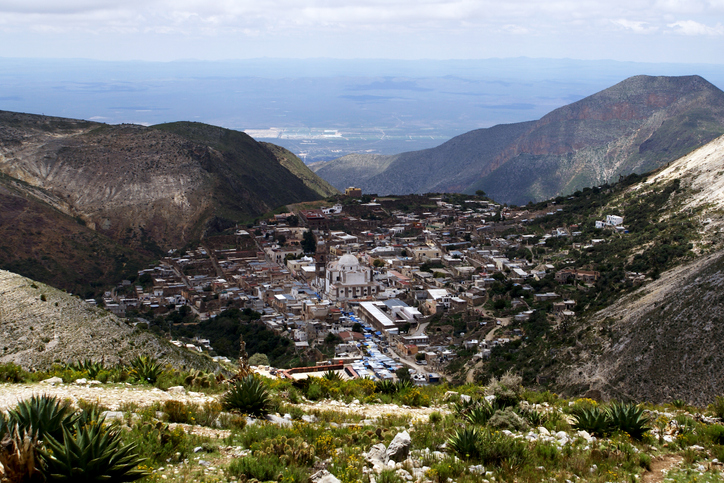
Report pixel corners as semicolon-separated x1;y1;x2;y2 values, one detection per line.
301;230;317;254
248;353;270;366
286;215;299;227
352;322;363;333
373;258;385;268
276;234;287;245
396;367;412;382
415;352;426;361
475;190;486;197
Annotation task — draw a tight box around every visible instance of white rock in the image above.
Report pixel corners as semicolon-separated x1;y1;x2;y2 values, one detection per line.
538;426;550;436
167;386;186;394
41;376;63;385
386;431;412;463
576;430;592;442
74;378;88;385
101;411;124;421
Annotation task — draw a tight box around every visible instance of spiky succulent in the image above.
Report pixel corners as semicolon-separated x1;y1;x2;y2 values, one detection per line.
39;421;148;482
607;402;651;440
322;370;342;382
375;380;398;395
68;360;105;380
221;375;272;417
573;406;611;437
129;356;163;385
8;395;79;442
446;427;481;460
465;400;497;426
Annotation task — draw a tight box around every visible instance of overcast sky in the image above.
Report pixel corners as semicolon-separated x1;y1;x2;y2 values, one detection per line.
0;0;723;63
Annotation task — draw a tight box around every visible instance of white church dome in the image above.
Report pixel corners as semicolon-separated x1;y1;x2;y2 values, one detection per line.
337;254;360;269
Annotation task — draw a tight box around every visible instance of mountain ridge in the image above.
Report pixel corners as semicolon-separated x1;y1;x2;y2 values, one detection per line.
314;75;724;204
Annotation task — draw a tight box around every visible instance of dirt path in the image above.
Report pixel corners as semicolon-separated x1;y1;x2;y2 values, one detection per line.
0;382;218;411
642;454;683;483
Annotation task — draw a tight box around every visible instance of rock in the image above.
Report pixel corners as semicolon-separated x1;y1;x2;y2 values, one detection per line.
41;376;63;385
88;380;102;385
265;414;293;426
302;414;319;423
443;391;459;401
101;411;124;421
538;426;550;436
366;443;387;466
283;413;292;420
74;378;88;385
555;431;568;440
385;431;411;463
167;386;186;394
194;446;204;453
469;465;485;474
576;430;593;442
352;399;360;405
459;394;472;403
310;469;341;483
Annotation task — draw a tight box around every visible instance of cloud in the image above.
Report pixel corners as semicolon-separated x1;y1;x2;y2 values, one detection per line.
612;19;658;33
667;19;724;35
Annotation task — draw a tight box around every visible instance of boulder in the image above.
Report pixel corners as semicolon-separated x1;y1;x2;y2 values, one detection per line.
100;411;124;421
310;469;341;483
74;378;88;385
41;376;63;385
385;431;411;462
167;386;186;394
264;414;293;426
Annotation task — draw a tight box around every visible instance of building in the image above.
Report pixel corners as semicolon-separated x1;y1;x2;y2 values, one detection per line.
325;254;380;301
345;187;362;197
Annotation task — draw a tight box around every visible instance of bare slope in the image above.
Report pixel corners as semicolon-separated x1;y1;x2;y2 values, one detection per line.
314;75;724;204
0;269;215;371
0;112;327;251
552;134;724;405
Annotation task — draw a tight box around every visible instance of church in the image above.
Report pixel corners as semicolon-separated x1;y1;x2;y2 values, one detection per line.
324;254;380;301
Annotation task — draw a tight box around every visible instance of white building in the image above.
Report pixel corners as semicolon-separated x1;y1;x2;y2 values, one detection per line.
325;254;380;301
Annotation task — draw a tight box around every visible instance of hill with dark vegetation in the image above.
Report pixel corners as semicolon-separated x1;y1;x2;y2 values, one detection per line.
0;112;332;294
314;75;724;204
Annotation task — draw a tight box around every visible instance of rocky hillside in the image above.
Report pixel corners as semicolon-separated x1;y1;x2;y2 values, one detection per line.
0;112;331;251
548;135;724;405
0;269;216;371
314;75;724;205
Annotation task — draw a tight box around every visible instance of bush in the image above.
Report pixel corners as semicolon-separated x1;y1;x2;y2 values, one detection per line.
607;402;651;440
221;375;272;416
447;427;481;460
129;356;163;385
8;395;79;442
40;422;149;482
573;406;611;437
0;362;28;383
478;429;527;468
248;353;270;366
487;407;529;431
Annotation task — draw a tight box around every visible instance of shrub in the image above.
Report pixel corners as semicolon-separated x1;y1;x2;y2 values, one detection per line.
607;402;651;440
248;353;270;366
8;395;79;442
39;422;149;482
227;454;306;483
221;375;272;416
447;427;481;460
466;400;496;426
573;406;611;437
0;362;28;383
377;468;404;483
129;356;163;385
68;359;105;380
487;407;529;431
711;396;724;419
478;430;527;468
163;400;196;424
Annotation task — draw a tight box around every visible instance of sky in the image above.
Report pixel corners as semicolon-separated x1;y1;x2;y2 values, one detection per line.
1;0;723;63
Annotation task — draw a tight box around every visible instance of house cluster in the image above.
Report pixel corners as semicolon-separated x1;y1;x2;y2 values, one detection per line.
97;192;624;381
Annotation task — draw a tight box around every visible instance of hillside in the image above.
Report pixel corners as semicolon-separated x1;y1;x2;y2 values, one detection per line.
474;134;724;405
0;171;151;296
0;112;329;251
0;269;215;371
314;75;724;204
260;142;339;197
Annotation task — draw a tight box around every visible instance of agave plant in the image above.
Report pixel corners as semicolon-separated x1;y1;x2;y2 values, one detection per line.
68;359;105;380
607;402;651;440
395;379;413;393
573;406;611;437
323;370;342;382
129;356;163;385
516;405;545;426
375;380;398;395
466;400;496;426
8;395;79;442
39;421;148;483
446;427;481;460
451;397;480;416
222;375;272;417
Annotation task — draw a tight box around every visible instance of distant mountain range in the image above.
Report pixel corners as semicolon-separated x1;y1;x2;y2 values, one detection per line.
0;111;336;294
313;75;724;205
